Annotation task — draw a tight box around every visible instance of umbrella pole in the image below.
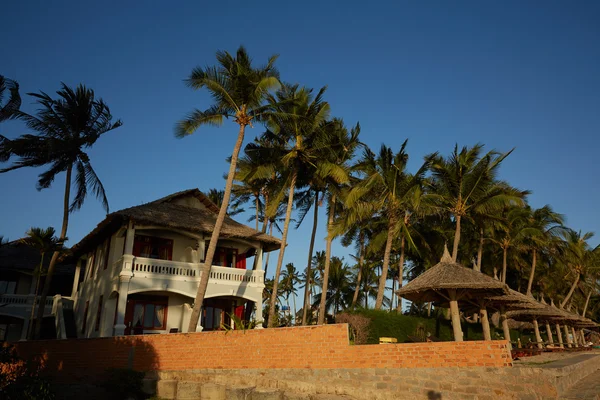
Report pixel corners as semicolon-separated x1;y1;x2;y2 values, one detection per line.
571;327;579;347
500;306;511;350
580;329;586;345
563;325;572;348
448;289;463;342
532;319;543;349
545;322;554;345
555;324;564;348
479;301;491;341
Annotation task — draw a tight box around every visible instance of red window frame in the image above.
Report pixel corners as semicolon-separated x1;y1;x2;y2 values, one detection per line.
95;295;103;332
124;295;169;334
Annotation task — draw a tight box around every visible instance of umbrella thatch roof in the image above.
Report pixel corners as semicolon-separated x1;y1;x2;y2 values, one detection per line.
396;246;509;303
71;189;281;256
507;303;586;323
461;288;545;314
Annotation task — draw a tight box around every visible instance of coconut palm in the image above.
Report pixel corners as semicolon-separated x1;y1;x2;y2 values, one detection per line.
558;230;600;309
313;257;353;318
0;83;122;338
280;263;301;322
524;205;565;296
206;188;244;216
20;227;64;339
345;141;428;310
426;144;523;262
0;75;21;124
176;46;281;332
263;84;342;327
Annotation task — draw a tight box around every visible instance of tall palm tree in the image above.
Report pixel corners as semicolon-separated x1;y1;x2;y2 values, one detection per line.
20;227;63;339
0;75;21;124
558;230;600;309
206;188;244;216
1;83;122;338
426;144;522;262
524;205;565;296
346;141;428;310
176;46;281;332
263;85;338;327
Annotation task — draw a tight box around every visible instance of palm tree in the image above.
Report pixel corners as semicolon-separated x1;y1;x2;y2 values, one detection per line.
346;141;428;310
426;144;522;262
175;46;281;332
280;263;301;323
20;227;63;339
1;83;122;338
0;75;21;124
263;84;336;327
558;230;600;309
206;188;244;216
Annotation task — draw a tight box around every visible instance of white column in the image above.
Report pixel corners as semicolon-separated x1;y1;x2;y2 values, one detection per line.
255;246;264;270
113;277;130;336
124;220;135;255
198;237;205;263
71;259;82;297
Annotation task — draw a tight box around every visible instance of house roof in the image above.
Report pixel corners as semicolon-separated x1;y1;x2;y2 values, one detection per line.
0;240;74;275
396;246;509;303
71;188;281;256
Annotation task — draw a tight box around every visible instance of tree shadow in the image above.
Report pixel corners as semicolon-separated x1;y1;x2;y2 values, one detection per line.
427;390;443;399
13;336;159;400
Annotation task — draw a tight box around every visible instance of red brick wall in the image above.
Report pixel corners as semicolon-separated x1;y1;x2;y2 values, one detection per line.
13;324;512;382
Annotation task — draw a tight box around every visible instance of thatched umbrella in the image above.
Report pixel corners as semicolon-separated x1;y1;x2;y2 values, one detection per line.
396;246;508;342
482;289;545;347
506;304;568;349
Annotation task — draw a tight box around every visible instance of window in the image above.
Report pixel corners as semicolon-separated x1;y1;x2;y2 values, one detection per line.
133;235;173;260
0;280;17;294
82;301;90;334
95;295;103;332
212;247;238;268
126;296;168;333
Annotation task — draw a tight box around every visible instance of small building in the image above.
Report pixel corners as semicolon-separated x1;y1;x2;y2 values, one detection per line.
0;240;75;341
70;189;279;338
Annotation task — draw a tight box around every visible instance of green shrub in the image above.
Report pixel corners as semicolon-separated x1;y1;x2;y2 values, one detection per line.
102;368;146;400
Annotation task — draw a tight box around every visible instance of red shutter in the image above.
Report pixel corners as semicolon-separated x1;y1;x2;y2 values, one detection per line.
235;252;246;269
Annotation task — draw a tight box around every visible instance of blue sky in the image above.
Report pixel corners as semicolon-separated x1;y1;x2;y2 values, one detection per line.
1;0;599;288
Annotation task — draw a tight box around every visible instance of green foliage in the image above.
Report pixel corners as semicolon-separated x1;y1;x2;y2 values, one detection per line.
221;313;257;332
348;309;533;344
102;368;146;400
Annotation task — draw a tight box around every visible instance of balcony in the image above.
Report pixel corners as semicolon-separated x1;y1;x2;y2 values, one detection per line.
0;294;54;308
120;256;264;285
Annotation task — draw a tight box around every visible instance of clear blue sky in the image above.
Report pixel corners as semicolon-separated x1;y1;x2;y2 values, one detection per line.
1;0;599;285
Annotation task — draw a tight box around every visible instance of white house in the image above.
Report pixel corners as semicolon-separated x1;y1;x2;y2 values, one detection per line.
69;188;280;338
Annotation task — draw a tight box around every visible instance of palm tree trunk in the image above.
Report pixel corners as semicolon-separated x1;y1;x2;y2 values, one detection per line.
526;249;537;296
582;290;592;317
318;195;336;324
28;254;44;340
255;194;260;231
302;191;319;325
261;192;269;233
188;122;246;333
476;226;484;271
268;172;297;328
351;234;364;308
264;221;273;276
448;289;463;342
501;246;508;284
555;324;564;348
34;165;72;339
389;278;396;312
375;217;395;310
452;214;461;262
396;234;405;313
560;273;580;309
292;292;297;326
532;319;543;349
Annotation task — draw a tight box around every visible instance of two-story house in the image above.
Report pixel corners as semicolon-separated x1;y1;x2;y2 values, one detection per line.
70;189;279;338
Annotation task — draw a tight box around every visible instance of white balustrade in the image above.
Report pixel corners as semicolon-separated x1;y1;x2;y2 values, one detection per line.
209;265;263;284
0;294;54;307
132;257;200;278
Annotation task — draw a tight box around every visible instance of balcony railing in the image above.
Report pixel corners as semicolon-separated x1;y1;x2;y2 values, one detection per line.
124;256;264;285
0;294;54;307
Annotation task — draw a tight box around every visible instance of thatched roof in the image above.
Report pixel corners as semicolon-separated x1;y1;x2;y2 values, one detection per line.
506;303;587;323
71;189;281;256
484;289;546;311
396;246;509;303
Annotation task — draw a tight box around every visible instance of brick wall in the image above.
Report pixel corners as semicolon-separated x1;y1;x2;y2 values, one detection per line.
13;324;511;383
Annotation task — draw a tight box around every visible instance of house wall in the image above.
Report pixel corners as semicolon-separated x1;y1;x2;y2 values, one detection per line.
16;272;32;295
